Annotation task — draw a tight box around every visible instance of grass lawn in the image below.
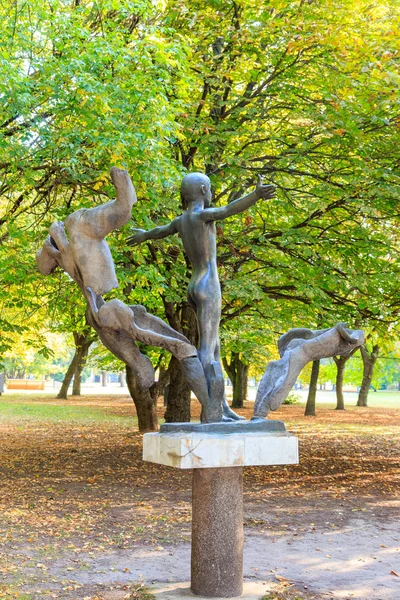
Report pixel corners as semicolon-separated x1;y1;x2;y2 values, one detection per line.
293;389;400;409
0;396;136;426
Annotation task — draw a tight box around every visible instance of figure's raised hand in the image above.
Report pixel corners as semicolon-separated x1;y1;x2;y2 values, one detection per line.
127;228;147;246
110;166;132;191
255;175;275;200
110;167;137;208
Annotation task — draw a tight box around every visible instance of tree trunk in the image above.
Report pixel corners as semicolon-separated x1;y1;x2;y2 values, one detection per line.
7;367;26;379
72;372;81;396
57;354;78;399
125;364;169;432
71;332;93;396
333;355;348;410
305;360;320;416
58;328;94;399
126;365;159;432
120;371;126;387
162;302;198;422
222;352;248;409
357;344;379;407
233;361;248;408
101;371;107;387
164;356;191;423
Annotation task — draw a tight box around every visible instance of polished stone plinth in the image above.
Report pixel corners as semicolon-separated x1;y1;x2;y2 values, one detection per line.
143;430;298;469
143;428;298;598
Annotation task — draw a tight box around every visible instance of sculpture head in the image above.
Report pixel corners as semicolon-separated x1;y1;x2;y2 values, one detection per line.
180;173;212;209
36;237;61;275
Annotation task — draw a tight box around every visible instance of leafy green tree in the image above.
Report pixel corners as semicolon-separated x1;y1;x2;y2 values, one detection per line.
356;333;400;406
56;327;96;399
0;0;186;425
3;331;71;379
1;0;399;427
143;0;400;413
357;345;379;406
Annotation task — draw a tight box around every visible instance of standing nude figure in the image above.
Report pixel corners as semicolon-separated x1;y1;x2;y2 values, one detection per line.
128;173;275;421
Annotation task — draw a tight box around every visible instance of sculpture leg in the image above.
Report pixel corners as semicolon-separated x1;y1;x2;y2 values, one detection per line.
96;300;197;361
214;340;245;421
222;396;245;421
86;307;155;391
130;305;192;345
180;356;216;422
197;302;225;422
203;362;223;422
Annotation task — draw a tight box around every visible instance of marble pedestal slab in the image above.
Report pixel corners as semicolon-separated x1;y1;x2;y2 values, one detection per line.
143;429;299;598
143;430;298;469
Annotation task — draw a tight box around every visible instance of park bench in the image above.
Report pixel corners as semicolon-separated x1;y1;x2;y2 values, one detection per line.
7;379;46;391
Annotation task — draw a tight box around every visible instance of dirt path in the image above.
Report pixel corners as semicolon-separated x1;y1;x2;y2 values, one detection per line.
0;397;399;599
3;507;400;599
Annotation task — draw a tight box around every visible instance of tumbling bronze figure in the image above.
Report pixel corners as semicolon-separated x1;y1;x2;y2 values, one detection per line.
253;323;365;420
128;173;275;421
36;168;212;419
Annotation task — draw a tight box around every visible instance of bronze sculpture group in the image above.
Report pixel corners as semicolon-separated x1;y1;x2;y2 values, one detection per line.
37;168;364;425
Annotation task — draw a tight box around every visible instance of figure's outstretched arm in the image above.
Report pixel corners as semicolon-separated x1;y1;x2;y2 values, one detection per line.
109;166;137;219
127;219;179;246
200;175;275;222
79;168;137;240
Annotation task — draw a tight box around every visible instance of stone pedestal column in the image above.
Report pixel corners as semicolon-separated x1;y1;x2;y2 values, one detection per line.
191;467;243;597
143;421;299;598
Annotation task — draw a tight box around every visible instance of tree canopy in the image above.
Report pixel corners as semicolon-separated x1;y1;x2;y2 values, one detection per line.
0;0;399;402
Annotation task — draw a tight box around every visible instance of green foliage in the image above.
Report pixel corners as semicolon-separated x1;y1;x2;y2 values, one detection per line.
3;331;73;379
0;0;399;370
378;354;400;388
283;392;301;405
0;0;188;360
318;359;338;386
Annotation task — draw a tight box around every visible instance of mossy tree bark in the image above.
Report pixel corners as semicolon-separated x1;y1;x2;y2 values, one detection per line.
333;355;349;410
164;356;191;423
126;365;169;432
357;344;379;407
71;331;94;396
57;328;94;400
57;354;78;400
333;345;360;410
222;352;248;409
305;359;320;416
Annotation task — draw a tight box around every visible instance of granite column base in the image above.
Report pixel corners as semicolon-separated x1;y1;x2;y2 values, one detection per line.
191;467;243;598
143;427;299;598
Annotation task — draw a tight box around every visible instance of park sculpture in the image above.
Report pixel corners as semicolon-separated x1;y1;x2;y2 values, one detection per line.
37;167;364;428
37;167;365;598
